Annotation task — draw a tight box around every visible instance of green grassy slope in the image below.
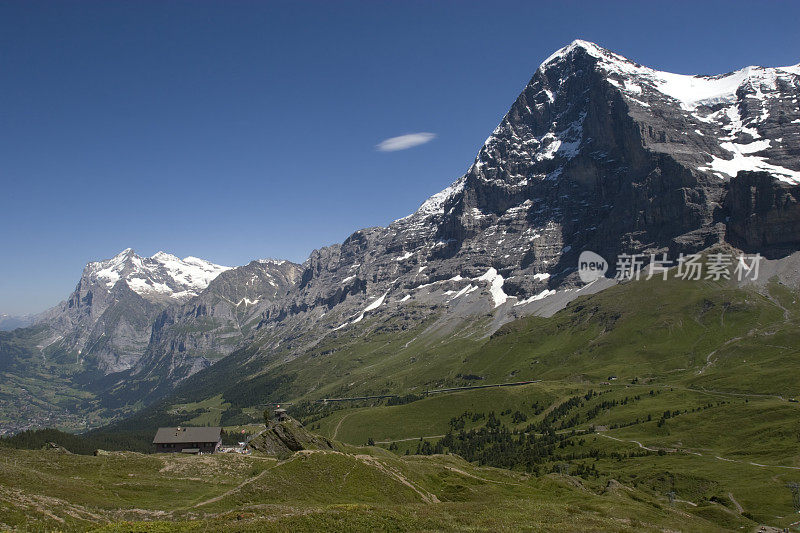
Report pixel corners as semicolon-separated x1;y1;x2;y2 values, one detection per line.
0;444;750;532
272;275;800;530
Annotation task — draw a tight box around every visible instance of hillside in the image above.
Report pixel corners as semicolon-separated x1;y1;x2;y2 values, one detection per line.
46;251;796;530
0;431;769;531
107;248;799;428
2;252;799;530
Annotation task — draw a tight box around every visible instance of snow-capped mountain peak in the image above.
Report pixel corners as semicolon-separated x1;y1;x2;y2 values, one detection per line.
85;249;231;302
409;39;800;221
539;38;610;68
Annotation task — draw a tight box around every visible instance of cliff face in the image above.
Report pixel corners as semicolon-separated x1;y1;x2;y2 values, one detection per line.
132;41;800;406
121;260;303;394
725;171;800;258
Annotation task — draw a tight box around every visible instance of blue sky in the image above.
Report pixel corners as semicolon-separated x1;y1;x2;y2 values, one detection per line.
2;1;799;314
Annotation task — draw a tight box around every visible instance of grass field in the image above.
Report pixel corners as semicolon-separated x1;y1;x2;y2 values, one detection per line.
0;443;762;532
301;372;800;530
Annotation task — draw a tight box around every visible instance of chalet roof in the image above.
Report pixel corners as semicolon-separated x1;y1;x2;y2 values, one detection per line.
153;426;222;444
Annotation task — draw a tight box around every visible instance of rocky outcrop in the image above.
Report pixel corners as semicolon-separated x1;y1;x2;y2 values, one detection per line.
248;417;335;459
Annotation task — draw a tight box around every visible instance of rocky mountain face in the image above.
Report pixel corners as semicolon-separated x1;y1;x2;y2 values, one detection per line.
86;40;800;415
33;248;233;374
0;250;302;431
117;259;303;396
3;40;799;431
211;40;800;369
33;250;304;381
726;171;800;257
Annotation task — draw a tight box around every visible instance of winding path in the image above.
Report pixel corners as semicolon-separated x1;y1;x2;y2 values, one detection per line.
598;432;800;470
330;411;356;440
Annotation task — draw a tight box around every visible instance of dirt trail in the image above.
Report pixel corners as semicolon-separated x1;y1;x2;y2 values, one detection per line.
599;432;800;471
192;468;270;508
598;433;660;452
728;492;744;513
443;465;521;486
698;328;758;375
354;454;440;503
331;411;356;440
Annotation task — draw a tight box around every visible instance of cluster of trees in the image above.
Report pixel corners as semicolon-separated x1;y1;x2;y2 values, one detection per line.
222;372;295;409
540;394;589;429
448;410;486;430
413;414;649;477
406;389;691;475
529;401;546;416
584;393;643;422
411;412;659;477
655;400;730;429
386;394;424;406
0;428;154;455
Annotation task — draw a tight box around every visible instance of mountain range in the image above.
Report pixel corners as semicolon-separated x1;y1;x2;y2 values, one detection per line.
1;39;799;435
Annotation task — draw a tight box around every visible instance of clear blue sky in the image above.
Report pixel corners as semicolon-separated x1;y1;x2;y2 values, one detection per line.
2;1;799;314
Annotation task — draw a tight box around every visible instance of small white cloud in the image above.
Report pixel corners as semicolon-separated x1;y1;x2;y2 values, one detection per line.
376;132;436;152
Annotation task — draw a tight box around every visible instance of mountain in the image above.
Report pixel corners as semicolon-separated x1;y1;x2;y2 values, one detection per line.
99;40;800;425
191;39;800;356
2;40;799;434
0;249;301;432
253;39;800;341
0;314;35;331
108;258;303;401
34;248;233;373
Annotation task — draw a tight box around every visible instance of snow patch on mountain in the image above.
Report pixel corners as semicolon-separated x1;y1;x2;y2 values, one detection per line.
348;293;387;325
410;178;465;218
477;268;508;308
700;152;800;184
515;289;556;306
